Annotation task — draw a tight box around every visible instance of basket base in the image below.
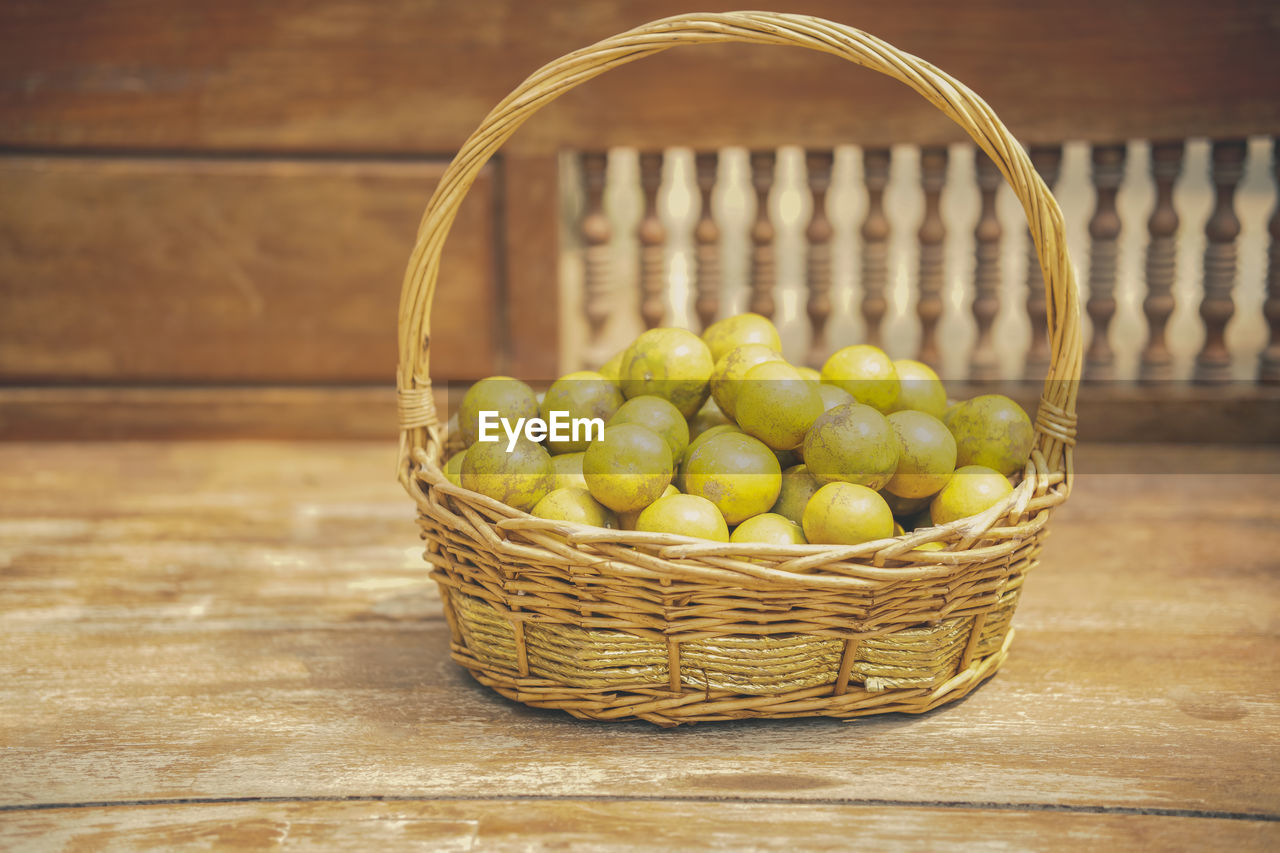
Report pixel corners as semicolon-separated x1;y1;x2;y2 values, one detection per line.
451;629;1013;726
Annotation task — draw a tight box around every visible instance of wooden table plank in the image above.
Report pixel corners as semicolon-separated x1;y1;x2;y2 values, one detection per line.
1;441;1277;840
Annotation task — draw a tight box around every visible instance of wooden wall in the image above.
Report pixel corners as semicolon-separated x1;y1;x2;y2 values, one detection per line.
2;1;1277;437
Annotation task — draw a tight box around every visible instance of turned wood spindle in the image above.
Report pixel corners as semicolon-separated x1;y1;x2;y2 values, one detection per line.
805;149;835;368
1139;141;1185;384
1262;139;1280;385
1194;139;1248;384
693;151;721;332
860;148;892;348
748;150;777;319
970;149;1004;383
1024;146;1062;381
578;151;612;369
1085;144;1127;382
915;147;948;371
638;151;667;330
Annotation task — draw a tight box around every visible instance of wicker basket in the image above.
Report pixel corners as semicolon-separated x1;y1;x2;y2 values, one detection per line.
396;12;1081;725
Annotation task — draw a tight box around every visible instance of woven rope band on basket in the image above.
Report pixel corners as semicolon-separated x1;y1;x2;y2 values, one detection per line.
396;11;1082;725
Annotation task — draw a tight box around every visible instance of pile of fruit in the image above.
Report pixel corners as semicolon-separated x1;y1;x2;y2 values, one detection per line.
441;313;1034;549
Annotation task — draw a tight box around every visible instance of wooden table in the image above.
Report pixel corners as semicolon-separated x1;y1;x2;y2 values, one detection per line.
2;441;1278;850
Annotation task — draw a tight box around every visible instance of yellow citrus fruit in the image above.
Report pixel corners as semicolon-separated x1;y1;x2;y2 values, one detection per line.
802;402;900;490
880;489;931;518
675;423;742;492
735;360;825;451
914;541;946;552
621;327;715;417
944;395;1035;477
636;493;729;541
443;449;466;486
816;382;855;412
608;395;690;460
795;365;822;382
619;483;679;530
532;487;617;529
802;482;895;546
709;343;785;420
891;359;948;419
689;398;732;441
598;349;627;384
820;345;900;413
884;410;957;499
550;452;588;491
771;464;824;526
457;376;540;447
459;436;554;512
539;370;624;453
930;465;1014;525
683;432;782;525
701;312;782;363
730;512;806;546
582;423;674;513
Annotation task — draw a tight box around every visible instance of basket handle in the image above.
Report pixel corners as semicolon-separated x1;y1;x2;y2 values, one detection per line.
397;11;1082;489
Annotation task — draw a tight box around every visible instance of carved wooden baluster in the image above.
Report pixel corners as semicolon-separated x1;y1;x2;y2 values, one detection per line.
915;147;948;370
1139;141;1185;384
970;149;1003;383
805;149;835;367
692;151;721;332
860;148;891;348
578;151;612;369
638;151;667;329
748;150;777;319
1085;144;1127;381
1194;139;1248;383
1024;146;1062;381
1262;139;1280;385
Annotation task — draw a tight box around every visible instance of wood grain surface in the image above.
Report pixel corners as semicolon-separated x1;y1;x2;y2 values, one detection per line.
1;441;1277;850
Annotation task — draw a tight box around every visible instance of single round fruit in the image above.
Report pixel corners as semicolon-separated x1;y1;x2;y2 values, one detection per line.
701;312;782;363
459;436;554;512
710;343;785;420
736;360;824;451
884;410;957;499
636;493;729;541
443;449;466;486
816;382;855;412
539;370;624;453
458;376;540;448
771;464;824;525
880;490;931;518
532;487;617;529
582;424;674;513
550;452;588;491
802;482;895;546
820;345;900;413
676;423;742;491
891;359;948;418
688;398;731;441
730;512;806;546
802;402;900;490
944;395;1035;477
608;395;690;459
683;432;782;525
930;465;1014;525
621;327;715;417
795;365;822;383
598;350;626;384
913;541;946;552
619;483;678;530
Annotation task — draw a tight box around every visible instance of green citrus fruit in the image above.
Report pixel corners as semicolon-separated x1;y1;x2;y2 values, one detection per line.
880;490;931;518
683;431;782;525
771;464;824;526
735;360;825;451
730;512;806;546
532;487;617;529
539;370;624;453
816;382;855;413
619;483;679;530
820;345;900;413
930;465;1014;524
709;343;785;420
689;398;732;441
608;395;690;460
701;312;782;363
582;423;674;513
443;449;466;486
636;493;729;541
676;423;742;491
550;452;588;491
458;376;541;448
459;436;554;512
802;402;900;490
944;395;1035;477
802;482;895;546
621;327;715;417
598;349;627;384
891;359;948;418
884;410;957;499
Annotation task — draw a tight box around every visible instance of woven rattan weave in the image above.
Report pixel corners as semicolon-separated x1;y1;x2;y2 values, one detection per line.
396;12;1081;725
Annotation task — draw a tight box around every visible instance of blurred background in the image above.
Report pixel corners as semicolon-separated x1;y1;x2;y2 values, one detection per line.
1;0;1277;441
